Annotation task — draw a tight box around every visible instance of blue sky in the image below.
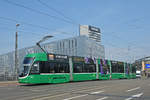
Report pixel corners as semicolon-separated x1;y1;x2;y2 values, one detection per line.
0;0;150;62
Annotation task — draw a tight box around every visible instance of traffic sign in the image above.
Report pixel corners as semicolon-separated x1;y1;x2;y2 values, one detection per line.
145;64;150;68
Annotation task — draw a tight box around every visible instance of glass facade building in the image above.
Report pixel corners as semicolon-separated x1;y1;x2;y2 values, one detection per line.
0;36;105;80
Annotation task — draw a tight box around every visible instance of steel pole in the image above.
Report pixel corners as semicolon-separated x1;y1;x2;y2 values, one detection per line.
15;24;19;80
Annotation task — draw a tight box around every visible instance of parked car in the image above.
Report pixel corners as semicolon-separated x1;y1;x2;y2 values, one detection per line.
136;70;141;78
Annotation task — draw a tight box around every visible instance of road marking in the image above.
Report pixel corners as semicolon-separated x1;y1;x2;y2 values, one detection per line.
29;89;42;92
73;86;106;93
32;85;106;93
32;86;107;100
72;86;106;92
96;97;108;100
125;97;132;100
125;93;143;100
132;93;143;97
33;93;69;100
63;94;88;100
126;87;140;92
90;91;104;94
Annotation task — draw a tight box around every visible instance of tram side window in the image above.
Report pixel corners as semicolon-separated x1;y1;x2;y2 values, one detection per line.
84;64;96;73
73;63;83;73
63;63;69;73
40;62;70;73
40;61;50;73
118;65;124;73
49;63;55;73
54;63;60;73
30;62;40;74
111;63;118;73
53;63;69;73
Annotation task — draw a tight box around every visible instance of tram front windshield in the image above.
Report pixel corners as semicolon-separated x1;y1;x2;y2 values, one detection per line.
19;57;34;77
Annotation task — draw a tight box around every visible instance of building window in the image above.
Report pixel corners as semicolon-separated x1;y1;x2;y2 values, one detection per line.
60;42;62;53
60;42;61;48
72;40;74;48
75;39;77;47
57;43;59;52
69;40;70;49
62;42;65;53
63;42;65;49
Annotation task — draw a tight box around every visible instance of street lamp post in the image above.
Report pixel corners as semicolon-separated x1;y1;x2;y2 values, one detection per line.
15;24;20;80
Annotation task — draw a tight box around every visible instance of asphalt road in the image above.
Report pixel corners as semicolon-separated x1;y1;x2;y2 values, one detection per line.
0;78;150;100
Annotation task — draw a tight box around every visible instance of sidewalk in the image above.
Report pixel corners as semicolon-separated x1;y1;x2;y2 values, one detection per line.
0;81;18;85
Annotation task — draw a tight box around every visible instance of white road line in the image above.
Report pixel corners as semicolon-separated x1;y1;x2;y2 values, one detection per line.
30;89;42;92
125;97;132;100
63;94;88;100
125;93;143;100
32;86;106;100
132;93;143;97
90;91;104;94
73;86;106;93
33;93;69;100
96;97;108;100
126;87;140;92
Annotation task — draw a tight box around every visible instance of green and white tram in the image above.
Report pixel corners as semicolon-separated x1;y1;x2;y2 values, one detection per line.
19;53;136;84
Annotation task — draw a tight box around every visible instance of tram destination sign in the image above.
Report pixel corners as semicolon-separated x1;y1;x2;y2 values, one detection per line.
48;54;68;62
55;55;68;59
55;54;68;62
